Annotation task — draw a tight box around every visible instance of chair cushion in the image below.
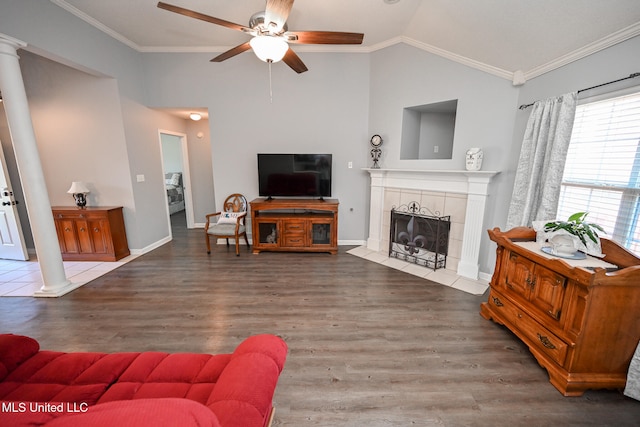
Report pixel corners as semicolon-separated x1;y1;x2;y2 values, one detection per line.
207;224;245;235
216;212;243;224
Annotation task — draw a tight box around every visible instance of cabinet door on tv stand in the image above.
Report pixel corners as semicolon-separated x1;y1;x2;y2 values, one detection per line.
309;219;335;247
257;221;280;248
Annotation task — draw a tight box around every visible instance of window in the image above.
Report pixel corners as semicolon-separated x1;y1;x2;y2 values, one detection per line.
556;90;640;254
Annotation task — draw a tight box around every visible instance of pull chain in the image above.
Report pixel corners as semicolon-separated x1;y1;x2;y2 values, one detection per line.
268;60;273;104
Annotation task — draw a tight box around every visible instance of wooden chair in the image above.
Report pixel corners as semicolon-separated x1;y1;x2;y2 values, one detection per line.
205;193;250;256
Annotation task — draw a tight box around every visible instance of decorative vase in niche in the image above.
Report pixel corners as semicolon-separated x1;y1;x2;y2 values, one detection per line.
465;147;483;171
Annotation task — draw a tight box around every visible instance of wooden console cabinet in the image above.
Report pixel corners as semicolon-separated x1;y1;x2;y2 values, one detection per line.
52;206;130;261
481;227;640;396
250;198;338;254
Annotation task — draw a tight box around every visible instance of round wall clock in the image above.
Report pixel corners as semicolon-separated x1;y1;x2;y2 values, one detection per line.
370;134;383;147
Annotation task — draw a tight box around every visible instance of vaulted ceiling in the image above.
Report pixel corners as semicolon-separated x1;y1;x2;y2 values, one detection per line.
51;0;640;82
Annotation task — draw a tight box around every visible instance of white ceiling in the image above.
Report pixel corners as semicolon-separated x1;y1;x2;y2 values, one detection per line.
51;0;640;82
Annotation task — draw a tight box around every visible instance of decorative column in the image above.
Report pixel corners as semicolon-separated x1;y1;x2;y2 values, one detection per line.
0;34;75;297
456;173;495;279
366;169;386;252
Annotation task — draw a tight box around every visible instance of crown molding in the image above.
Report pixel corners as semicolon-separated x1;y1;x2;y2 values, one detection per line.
50;0;640;85
50;0;142;51
524;21;640;81
394;36;514;81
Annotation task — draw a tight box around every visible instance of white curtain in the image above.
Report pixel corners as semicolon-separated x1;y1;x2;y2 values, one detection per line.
506;92;578;229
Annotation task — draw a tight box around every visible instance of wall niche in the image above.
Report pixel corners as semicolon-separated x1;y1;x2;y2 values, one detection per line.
400;99;458;160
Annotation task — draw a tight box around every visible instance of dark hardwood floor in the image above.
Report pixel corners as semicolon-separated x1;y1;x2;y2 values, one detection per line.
1;211;639;426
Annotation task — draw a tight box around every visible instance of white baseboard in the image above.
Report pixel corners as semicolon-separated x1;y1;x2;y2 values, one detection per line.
130;236;172;256
339;240;367;246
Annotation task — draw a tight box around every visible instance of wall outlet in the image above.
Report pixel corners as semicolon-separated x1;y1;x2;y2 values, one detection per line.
434;146;439;153
136;174;145;182
348;161;353;169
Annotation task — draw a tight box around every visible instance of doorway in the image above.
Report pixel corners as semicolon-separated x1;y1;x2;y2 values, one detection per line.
159;130;194;234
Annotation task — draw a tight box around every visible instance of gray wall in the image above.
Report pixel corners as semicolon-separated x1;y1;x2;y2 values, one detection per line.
1;1;640;275
368;43;521;272
141;51;372;242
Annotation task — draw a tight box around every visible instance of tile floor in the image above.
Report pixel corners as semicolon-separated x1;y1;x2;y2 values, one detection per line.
0;255;138;297
347;246;490;296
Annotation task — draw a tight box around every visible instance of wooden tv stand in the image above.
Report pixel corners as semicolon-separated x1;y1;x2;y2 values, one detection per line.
250;198;338;254
481;227;640;396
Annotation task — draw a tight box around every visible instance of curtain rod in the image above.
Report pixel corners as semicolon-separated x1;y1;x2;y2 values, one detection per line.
518;72;640;110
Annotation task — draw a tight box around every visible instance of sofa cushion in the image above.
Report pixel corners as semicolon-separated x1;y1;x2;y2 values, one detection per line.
0;398;221;427
0;334;40;380
98;352;231;404
0;351;140;404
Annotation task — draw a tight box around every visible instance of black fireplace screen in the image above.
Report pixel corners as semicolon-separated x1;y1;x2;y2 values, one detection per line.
389;202;451;270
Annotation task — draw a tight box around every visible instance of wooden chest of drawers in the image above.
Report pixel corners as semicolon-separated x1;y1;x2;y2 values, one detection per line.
481;227;640;396
52;206;130;261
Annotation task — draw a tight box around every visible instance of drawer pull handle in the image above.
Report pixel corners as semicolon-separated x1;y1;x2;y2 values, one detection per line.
64;227;71;232
94;228;100;232
492;296;504;307
537;333;556;349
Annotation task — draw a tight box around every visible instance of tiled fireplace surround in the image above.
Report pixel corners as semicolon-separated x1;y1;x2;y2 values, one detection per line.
364;169;499;283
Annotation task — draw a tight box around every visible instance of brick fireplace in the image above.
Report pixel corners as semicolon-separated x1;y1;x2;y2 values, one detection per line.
365;169;499;280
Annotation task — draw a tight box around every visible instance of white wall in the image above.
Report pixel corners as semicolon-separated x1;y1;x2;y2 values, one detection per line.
161;134;183;173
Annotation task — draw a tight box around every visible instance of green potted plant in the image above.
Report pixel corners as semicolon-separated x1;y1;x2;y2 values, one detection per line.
543;212;605;257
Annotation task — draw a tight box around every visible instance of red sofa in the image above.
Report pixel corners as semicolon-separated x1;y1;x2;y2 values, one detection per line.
0;333;287;427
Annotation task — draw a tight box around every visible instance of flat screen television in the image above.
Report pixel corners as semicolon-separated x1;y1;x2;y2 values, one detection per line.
258;153;332;198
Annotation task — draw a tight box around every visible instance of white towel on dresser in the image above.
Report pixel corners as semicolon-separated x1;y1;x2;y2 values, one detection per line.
624;340;640;400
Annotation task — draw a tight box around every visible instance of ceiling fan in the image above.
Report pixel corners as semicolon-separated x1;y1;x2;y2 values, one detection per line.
157;0;364;73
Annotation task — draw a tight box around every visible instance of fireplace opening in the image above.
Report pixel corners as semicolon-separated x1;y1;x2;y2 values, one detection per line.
389;202;451;270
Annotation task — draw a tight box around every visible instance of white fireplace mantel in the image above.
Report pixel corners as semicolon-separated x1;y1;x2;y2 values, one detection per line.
364;168;499;280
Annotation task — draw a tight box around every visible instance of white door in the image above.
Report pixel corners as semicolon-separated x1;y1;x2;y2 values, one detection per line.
0;139;28;260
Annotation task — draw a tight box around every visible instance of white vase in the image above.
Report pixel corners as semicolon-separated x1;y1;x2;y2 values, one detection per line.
465;147;483;171
550;234;577;256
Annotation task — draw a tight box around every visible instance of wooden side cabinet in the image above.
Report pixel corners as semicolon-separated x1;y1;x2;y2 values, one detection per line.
250;198;338;254
52;206;130;261
481;227;640;396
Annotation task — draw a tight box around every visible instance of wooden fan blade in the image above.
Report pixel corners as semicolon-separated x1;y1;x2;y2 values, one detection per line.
287;31;364;45
282;48;308;74
157;2;250;32
265;0;294;32
211;42;252;62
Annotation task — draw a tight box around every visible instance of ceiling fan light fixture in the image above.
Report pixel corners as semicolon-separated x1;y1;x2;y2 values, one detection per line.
250;35;289;63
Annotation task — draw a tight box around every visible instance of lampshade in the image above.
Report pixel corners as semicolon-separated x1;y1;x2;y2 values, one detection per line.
67;181;90;194
189;112;202;121
249;36;289;63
